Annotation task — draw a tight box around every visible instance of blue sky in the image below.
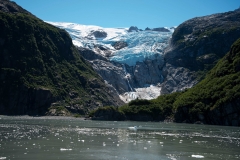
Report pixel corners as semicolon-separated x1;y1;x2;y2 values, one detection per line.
14;0;239;29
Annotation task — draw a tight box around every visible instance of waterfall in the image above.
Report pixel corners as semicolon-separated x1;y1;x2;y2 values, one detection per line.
122;64;133;92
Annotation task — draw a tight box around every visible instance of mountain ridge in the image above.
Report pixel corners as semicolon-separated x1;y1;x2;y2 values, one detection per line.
0;0;123;115
160;8;240;94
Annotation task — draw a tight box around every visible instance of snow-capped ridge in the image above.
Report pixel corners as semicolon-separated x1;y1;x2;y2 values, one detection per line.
46;21;174;66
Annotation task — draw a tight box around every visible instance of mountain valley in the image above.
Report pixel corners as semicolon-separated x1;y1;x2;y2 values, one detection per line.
0;0;240;126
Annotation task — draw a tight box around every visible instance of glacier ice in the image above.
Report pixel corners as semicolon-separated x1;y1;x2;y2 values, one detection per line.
46;21;173;66
110;31;172;66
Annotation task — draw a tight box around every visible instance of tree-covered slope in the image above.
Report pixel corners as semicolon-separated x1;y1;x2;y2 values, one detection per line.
0;0;123;115
173;38;240;126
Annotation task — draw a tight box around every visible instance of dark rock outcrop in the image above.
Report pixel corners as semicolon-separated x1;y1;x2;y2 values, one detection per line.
128;26;139;32
152;27;170;32
145;27;151;31
77;47;108;61
112;41;128;50
88;30;107;39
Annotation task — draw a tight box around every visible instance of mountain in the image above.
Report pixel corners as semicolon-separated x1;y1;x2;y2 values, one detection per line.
0;0;123;116
161;8;240;94
47;22;175;103
92;38;240;126
48;9;240;104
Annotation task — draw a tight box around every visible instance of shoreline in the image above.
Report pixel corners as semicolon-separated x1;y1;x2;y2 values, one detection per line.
0;115;86;120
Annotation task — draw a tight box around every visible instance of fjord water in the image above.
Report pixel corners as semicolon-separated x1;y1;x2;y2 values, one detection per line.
0;116;239;160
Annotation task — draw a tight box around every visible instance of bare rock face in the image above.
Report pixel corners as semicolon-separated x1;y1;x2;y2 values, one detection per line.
160;64;197;94
161;8;240;94
92;60;130;94
78;48;165;95
128;26;139;32
112;41;128;50
152;27;170;32
133;56;164;87
87;30;107;39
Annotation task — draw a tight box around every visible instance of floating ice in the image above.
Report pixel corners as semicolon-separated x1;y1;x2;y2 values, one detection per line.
0;157;6;160
60;148;72;151
128;126;137;131
191;155;204;158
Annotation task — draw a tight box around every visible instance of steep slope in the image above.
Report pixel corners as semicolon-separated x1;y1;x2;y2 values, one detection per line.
0;0;123;115
173;38;240;126
161;8;240;94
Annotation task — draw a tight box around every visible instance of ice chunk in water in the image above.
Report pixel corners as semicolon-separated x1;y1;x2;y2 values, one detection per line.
60;148;72;151
103;142;106;146
191;155;204;158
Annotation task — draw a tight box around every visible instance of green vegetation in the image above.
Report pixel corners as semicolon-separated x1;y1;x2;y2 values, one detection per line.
173;38;240;123
89;106;125;121
48;106;70;116
0;10;115;115
89;106;123;117
119;92;181;121
90;92;181;121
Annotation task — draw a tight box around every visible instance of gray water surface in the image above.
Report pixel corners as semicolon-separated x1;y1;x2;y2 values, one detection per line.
0;116;239;160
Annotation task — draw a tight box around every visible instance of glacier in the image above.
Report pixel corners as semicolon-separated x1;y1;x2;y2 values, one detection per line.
46;21;174;102
47;22;173;66
109;31;172;66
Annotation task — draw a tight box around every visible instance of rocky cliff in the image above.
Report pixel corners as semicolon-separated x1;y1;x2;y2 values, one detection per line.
0;0;123;115
173;38;240;126
161;8;240;94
